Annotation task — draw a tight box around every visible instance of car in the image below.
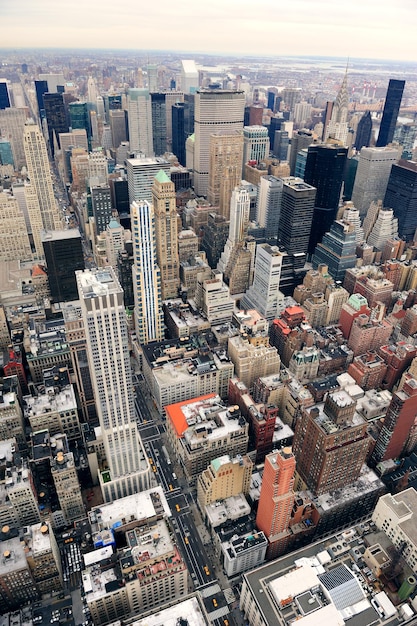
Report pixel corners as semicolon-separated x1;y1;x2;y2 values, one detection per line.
204;566;210;575
184;536;189;544
224;620;229;626
169;484;173;491
213;599;218;607
175;504;180;512
153;466;157;473
172;472;177;480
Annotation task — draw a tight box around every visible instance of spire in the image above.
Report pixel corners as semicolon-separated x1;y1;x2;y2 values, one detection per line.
332;68;349;124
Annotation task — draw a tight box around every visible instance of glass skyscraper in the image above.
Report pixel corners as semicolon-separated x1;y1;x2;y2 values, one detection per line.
376;79;405;147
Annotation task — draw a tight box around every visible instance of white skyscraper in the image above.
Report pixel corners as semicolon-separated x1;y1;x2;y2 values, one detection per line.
76;267;150;502
242;125;270;175
127;88;154;156
241;244;284;321
194;89;245;196
217;186;250;276
325;70;349;145
351;145;401;217
181;60;199;94
256;175;283;239
131;201;164;345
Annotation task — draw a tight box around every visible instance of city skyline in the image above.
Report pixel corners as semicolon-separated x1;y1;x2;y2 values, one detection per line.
2;0;416;63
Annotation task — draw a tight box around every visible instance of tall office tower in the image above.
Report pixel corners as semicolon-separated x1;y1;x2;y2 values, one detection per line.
87;76;98;104
0;80;11;109
278;177;316;258
366;208;398;251
23;122;61;233
194;89;245;196
152;171;180;299
289;129;314;175
376;79;405;147
384;160;417;242
312;220;357;282
351;145;401;217
394;122;417;159
324;71;349;144
0;138;13;166
0;107;28;169
181;59;199;93
201;212;230;268
0;191;32;261
207;130;244;218
292;391;369;495
256;175;283;239
131;201;164;344
109;175;129;218
146;63;158;91
272;129;289;160
109;109;127;150
293;101;312;127
354;111;372;150
96;95;105;120
88;149;108;183
371;377;417;465
304;143;348;254
77;267;150;501
249;105;263;126
241;244;284;320
127;88;154;156
281;87;302;113
43;92;69;154
51;450;85;524
126;155;170;204
69;102;92;148
242;126;269;172
267;90;276;111
151;92;167;155
172;102;186;165
34;79;48;119
256;448;296;559
42;229;85;302
38;72;65;94
91;184;112;236
164;91;184;151
340;202;364;242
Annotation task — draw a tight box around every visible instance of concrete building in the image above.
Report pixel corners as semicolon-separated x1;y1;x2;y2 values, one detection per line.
127;88;153;156
228;335;281;391
207;130;243;218
131;200;164;345
197;453;253;509
293;390;370;495
142;337;234;413
24;522;62;595
256;175;283;239
278;177;316;259
194;89;245;196
0;379;24;444
372;488;417;574
243;126;270;174
181;59;199;94
152;171;180;299
351;146;401;217
165;394;249;483
0;106;28;169
0;441;40;528
195;270;235;325
241;244;284;321
76;268;150;502
126;156;171;204
0;535;38;613
0;191;32;262
347;315;392;357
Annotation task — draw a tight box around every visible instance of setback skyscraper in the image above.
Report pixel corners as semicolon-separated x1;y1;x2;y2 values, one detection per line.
76;267;150;501
384;159;417;242
351;145;401;217
42;229;85;303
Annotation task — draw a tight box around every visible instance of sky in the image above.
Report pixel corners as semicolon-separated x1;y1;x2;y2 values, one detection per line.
1;0;416;62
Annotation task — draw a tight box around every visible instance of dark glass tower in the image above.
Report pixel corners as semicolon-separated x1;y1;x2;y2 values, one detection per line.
151;92;167;156
0;82;11;109
43;92;69;155
376;79;405;147
69;102;92;148
304;143;348;254
42;230;85;303
354;110;372;150
278;178;316;263
384;160;417;242
312;219;357;282
267;91;275;111
172;102;186;166
35;80;48;120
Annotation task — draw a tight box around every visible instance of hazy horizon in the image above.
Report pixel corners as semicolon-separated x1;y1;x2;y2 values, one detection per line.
2;0;416;63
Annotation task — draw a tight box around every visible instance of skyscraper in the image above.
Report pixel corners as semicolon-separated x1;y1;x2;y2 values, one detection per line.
0;107;28;169
289;129;314;175
384;159;417;242
241;244;284;320
207;130;244;218
42;229;85;303
278;177;316;258
109;109;127;150
256;175;283;239
76;267;150;501
376;79;405;148
131;200;164;345
23;122;61;255
0;80;11;109
194;89;245;196
152;170;180;300
304;143;348;254
151;92;167;155
69;102;92;148
351;145;401;217
242;126;269;174
34;79;48;120
172;102;186;165
311;219;357;282
354;111;372;150
43;92;69;154
126;156;171;204
127;88;154;156
181;60;199;94
324;70;349;145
